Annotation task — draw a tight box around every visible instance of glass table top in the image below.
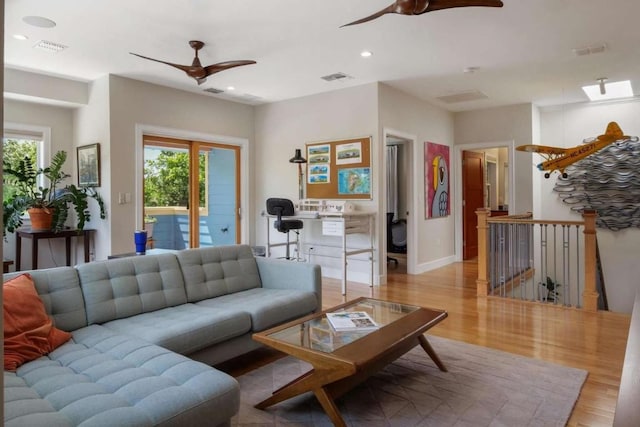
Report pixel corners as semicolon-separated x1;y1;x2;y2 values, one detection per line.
265;298;421;353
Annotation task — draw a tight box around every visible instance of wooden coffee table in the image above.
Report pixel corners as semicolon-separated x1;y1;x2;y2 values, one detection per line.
252;297;448;426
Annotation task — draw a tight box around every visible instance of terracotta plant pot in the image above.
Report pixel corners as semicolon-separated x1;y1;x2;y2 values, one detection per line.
28;208;54;231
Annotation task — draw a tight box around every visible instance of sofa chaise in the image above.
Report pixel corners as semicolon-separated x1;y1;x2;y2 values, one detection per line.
3;244;322;426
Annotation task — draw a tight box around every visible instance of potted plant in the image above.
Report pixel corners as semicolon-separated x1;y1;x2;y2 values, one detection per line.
540;276;561;303
144;214;157;239
3;150;106;235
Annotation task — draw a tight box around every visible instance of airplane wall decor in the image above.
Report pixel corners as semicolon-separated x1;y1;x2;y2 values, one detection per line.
516;122;637;178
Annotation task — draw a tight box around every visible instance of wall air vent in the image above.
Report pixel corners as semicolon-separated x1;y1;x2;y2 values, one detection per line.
203;87;224;94
33;40;68;53
436;90;489;104
321;72;353;82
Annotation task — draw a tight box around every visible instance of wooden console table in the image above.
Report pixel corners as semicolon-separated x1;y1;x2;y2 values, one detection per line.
16;228;95;270
3;260;14;273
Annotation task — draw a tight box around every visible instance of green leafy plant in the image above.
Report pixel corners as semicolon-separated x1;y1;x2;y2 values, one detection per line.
3;150;106;235
144;215;157;223
540;276;561;303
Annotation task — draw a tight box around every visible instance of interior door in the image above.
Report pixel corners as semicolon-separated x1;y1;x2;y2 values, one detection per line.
462;150;485;260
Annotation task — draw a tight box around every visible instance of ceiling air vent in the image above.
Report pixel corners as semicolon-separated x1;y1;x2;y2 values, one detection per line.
235;93;263;102
203;87;224;94
436;90;489;104
572;43;607;57
321;72;353;82
33;40;68;53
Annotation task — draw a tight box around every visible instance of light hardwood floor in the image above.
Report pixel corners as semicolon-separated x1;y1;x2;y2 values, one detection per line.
224;257;631;426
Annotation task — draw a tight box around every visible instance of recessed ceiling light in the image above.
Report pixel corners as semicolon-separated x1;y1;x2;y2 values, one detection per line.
360;50;373;58
13;34;29;41
582;80;634;101
227;86;235;91
23;16;57;28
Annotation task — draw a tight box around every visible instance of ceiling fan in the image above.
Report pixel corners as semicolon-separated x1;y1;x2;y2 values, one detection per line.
130;40;256;85
342;0;504;27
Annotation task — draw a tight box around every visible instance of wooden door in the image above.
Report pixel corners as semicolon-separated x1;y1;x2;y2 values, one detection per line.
462;151;485;260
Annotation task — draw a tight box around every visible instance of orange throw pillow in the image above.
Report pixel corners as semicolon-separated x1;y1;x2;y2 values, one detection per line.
3;274;72;371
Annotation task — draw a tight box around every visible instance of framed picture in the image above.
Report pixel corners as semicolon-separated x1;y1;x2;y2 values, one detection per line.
305;136;372;199
77;143;101;187
425;142;450;219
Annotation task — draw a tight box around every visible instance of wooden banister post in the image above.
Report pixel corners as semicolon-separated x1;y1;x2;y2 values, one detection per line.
476;208;491;296
582;210;599;311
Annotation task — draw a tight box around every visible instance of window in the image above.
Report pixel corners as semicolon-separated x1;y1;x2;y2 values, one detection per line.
2;130;44;204
143;135;241;249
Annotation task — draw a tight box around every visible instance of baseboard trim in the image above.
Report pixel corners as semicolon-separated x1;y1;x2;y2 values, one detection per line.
414;255;456;274
321;267;373;286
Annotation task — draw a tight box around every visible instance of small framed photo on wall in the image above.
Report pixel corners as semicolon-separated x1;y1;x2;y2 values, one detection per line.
77;143;101;187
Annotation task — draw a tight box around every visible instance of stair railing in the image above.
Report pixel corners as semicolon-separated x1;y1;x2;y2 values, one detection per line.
476;208;599;311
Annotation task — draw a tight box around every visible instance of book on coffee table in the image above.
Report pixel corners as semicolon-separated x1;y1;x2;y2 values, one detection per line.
326;311;378;331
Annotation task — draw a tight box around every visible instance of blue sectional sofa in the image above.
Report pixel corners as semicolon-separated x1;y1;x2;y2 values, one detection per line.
3;245;322;426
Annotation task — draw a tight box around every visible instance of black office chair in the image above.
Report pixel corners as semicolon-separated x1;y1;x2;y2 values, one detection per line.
387;212;398;266
266;198;303;260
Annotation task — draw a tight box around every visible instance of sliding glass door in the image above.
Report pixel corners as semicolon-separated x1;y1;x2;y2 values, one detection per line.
143;135;240;249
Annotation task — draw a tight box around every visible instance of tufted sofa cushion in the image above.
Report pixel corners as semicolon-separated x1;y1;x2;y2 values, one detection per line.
4;325;239;427
177;245;262;302
76;254;188;325
99;304;251;355
195;288;318;332
3;267;87;332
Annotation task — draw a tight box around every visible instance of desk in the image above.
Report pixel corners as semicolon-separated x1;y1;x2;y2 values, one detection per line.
265;211;375;295
16;228;95;270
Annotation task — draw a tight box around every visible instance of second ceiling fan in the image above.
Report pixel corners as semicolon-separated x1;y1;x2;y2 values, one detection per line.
131;40;256;85
342;0;504;27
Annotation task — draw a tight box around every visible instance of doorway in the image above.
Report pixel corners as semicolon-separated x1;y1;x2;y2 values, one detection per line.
143;134;241;249
455;142;514;261
385;132;413;276
462;150;484;259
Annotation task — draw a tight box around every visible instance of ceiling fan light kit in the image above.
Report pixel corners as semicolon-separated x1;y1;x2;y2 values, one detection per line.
131;40;256;85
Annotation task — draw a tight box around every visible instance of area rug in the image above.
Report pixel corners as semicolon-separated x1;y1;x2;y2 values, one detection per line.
231;335;588;426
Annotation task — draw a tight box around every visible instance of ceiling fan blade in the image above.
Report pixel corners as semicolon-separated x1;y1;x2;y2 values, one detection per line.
422;0;504;13
203;60;257;77
130;52;193;73
341;4;399;27
132;41;256;85
342;0;503;26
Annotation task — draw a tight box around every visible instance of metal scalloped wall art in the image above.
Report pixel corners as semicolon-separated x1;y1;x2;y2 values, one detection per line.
553;134;640;231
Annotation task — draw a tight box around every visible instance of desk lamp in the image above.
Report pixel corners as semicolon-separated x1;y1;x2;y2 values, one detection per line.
289;149;307;200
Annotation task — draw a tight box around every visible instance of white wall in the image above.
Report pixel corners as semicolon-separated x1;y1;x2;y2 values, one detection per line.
3;99;77;270
5;68;88;106
540;100;640;313
254;83;380;283
73;77;112;261
378;84;456;272
454;103;534;214
100;75;254;256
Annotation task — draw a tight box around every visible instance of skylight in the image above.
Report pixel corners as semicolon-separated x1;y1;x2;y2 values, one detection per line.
582;80;634;101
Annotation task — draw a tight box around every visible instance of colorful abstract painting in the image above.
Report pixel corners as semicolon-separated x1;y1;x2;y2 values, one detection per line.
425;142;450;219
